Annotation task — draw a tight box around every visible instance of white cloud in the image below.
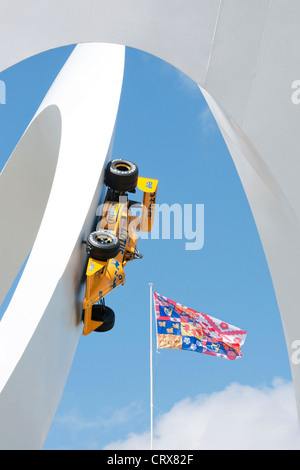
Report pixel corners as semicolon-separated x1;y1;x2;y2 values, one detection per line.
103;379;300;450
198;106;218;135
56;401;143;433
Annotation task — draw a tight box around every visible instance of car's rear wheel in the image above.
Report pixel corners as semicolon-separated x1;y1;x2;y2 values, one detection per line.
104;159;138;192
92;305;115;332
86;230;120;261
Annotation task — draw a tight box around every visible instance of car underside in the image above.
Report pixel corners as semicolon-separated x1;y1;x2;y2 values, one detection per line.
82;159;158;336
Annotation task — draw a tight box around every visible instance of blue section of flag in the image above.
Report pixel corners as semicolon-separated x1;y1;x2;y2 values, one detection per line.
157;320;181;336
158;304;181;320
181;336;204;354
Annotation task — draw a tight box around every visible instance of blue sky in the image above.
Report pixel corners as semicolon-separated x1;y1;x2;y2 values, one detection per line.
0;45;299;450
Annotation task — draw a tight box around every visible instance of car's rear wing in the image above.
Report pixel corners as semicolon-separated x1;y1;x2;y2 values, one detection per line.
137;177;158;232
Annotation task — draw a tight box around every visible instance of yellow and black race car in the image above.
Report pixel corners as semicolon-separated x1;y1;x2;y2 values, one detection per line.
82;159;158;336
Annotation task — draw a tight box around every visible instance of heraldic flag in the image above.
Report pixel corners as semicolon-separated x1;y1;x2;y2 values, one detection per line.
153;292;247;360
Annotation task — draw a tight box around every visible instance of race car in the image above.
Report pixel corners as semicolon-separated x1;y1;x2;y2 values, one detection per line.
82;159;158;336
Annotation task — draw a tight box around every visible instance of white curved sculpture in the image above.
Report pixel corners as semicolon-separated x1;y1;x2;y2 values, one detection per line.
0;105;61;307
1;0;300;448
0;43;125;449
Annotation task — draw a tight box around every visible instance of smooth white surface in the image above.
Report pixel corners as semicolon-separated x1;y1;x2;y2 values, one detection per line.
0;105;61;307
0;43;125;449
1;0;300;446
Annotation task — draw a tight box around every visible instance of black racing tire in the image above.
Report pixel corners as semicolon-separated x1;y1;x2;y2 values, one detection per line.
92;305;115;332
86;230;120;261
104;159;138;192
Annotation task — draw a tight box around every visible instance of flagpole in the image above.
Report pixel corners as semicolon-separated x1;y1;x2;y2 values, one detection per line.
149;282;154;451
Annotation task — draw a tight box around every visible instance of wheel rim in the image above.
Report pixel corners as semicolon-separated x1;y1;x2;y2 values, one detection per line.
114;162;131;172
95;234;113;245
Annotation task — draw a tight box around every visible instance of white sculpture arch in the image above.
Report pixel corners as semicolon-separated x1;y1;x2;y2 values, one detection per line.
0;42;125;449
0;104;61;308
1;0;300;448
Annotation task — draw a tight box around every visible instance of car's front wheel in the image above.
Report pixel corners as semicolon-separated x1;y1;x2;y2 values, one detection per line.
86;230;120;261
